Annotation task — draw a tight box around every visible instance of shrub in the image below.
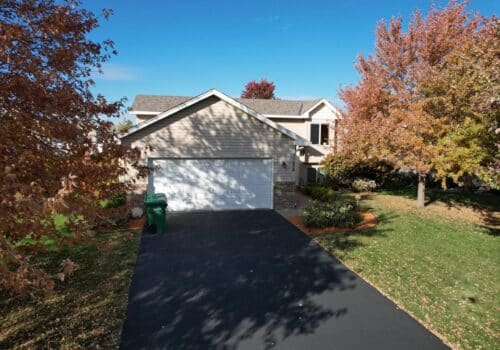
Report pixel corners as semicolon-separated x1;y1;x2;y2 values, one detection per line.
97;192;128;228
300;185;335;201
303;199;362;228
309;186;336;202
322;155;394;189
380;171;418;189
351;178;377;192
320;155;352;188
301;185;337;201
100;192;126;209
300;186;313;196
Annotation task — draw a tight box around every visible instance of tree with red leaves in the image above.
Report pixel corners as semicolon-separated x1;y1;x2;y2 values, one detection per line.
241;78;276;99
331;1;497;207
0;0;146;295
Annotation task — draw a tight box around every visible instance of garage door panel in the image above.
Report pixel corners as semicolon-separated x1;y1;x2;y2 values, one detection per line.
148;159;273;211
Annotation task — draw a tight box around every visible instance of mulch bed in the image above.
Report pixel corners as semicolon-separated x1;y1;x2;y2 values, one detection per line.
95;217;146;234
286;211;378;235
128;217;146;232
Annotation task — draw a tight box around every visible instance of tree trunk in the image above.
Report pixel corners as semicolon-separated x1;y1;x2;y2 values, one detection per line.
461;175;474;192
417;173;426;208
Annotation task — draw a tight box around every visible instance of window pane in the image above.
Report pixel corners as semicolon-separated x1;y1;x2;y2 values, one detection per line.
310;124;319;144
321;124;329;145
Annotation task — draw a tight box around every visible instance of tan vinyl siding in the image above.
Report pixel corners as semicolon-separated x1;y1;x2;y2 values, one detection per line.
309;103;337;119
270;119;309;140
122;96;296;192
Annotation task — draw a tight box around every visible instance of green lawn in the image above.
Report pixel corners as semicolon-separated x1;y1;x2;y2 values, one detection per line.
0;231;140;349
315;189;500;349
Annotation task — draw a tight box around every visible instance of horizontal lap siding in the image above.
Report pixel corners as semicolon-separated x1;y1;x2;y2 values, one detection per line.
309;103;336;119
122;96;296;193
272;119;308;141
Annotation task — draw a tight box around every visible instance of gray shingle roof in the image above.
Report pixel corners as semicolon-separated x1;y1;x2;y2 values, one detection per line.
130;94;321;116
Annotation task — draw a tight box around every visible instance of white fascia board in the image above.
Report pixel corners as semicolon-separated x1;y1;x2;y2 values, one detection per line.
120;89;311;146
129;110;161;115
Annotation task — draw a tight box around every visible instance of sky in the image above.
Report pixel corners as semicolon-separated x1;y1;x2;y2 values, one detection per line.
84;0;498;121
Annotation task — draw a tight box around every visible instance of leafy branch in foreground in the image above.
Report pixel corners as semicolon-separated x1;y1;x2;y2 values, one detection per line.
0;0;146;296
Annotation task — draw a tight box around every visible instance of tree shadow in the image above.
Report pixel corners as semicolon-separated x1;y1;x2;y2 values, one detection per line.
478;212;499;236
379;188;499;236
312;212;397;259
120;210;358;349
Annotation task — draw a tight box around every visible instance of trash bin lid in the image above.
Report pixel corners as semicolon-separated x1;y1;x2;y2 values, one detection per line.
144;193;167;206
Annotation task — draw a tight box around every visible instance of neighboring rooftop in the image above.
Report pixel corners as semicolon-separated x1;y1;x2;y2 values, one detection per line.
130;94;322;116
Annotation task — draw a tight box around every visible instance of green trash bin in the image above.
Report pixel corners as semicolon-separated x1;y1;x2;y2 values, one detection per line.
144;193;168;234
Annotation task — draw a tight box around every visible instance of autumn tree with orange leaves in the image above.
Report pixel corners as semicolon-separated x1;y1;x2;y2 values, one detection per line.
0;0;146;295
331;1;498;207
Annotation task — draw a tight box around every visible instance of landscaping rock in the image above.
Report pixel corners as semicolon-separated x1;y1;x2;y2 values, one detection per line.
131;206;144;218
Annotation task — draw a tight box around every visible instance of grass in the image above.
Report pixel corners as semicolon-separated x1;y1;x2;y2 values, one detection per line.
314;188;500;349
0;231;140;349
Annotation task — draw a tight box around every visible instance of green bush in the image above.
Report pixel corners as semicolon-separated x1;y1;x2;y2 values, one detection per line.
100;192;126;209
303;199;362;228
302;185;336;202
322;155;394;189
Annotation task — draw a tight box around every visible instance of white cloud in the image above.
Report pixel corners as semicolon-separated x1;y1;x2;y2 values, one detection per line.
94;63;137;81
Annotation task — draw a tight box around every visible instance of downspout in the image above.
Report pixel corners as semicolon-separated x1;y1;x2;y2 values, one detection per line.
295;145;305;186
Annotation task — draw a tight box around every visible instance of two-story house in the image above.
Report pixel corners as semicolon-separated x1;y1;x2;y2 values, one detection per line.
120;89;340;211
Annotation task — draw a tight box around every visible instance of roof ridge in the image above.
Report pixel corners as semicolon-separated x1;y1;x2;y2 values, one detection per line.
123;89;310;146
131;94;326;116
237;97;321;102
135;94;322;102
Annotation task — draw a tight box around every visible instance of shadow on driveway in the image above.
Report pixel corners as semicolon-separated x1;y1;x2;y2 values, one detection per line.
120;210;448;350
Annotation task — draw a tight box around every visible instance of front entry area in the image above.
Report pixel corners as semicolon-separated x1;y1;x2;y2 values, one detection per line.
147;158;273;211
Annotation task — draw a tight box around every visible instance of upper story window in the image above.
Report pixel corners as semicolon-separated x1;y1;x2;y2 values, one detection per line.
309;123;330;145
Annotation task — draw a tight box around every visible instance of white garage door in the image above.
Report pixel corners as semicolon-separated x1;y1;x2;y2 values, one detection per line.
148;158;273;211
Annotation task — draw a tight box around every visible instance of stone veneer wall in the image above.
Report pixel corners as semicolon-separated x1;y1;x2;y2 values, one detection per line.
273;181;297;208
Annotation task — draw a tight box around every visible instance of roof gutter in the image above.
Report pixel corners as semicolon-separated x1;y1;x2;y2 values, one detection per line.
128;110;160;115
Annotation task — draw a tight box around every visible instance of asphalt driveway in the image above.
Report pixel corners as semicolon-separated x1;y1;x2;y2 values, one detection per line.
120;210;448;350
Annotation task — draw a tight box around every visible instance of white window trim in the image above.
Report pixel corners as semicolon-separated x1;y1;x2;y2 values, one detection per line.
307;121;330;146
303;99;342;119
